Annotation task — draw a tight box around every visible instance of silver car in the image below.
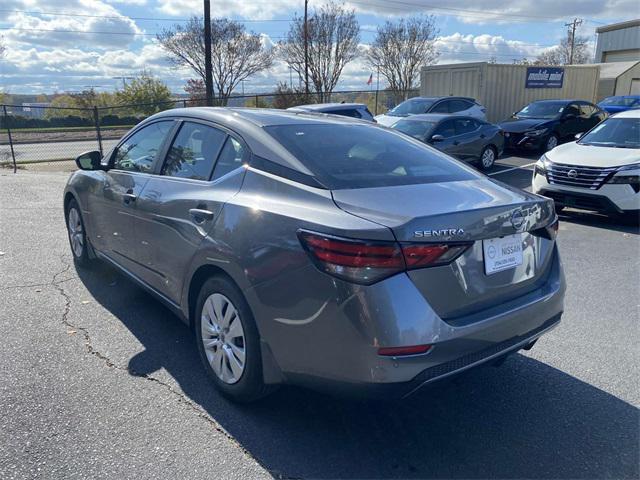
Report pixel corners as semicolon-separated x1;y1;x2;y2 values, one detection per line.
287;103;375;122
64;108;565;402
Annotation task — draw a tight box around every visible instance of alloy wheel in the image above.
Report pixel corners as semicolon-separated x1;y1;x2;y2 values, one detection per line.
481;148;495;169
201;293;246;384
546;135;558;151
67;207;84;258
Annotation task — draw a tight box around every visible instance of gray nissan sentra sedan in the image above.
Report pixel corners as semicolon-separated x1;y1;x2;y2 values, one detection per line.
64;107;565;402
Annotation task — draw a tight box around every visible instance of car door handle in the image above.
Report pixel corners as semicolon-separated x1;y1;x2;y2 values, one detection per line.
189;208;215;223
453;141;460;145
123;192;137;204
480;134;486;138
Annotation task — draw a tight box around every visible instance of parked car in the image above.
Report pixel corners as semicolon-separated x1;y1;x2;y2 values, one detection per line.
391;114;504;170
533;109;640;216
499;99;607;153
375;96;487;126
65;107;564;402
597;95;640;114
287;103;375;121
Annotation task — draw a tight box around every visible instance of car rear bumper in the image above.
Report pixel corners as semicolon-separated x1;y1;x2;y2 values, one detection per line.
248;244;566;398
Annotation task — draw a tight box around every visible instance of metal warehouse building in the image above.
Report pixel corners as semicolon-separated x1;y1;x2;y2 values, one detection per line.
595;61;640;99
595;19;640;63
420;62;600;122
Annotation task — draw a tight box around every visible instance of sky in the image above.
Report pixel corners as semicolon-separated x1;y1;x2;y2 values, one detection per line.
0;0;637;95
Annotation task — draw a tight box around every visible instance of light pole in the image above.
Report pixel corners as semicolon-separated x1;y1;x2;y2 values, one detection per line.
204;0;214;106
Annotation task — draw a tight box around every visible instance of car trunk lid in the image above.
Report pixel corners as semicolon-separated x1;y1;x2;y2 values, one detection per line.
332;179;557;320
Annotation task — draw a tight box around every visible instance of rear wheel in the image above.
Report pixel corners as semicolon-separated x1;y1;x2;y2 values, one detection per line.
195;276;270;402
479;145;497;170
65;199;92;267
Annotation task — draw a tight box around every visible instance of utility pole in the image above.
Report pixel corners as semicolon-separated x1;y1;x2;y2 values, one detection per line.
204;0;214;106
565;18;583;65
113;76;134;89
304;0;309;96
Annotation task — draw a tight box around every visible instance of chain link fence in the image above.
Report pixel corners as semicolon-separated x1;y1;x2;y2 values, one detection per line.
1;89;419;172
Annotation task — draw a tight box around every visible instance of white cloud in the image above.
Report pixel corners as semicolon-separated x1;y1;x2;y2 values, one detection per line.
156;0;301;19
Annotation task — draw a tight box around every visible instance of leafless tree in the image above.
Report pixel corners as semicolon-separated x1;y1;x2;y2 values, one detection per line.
366;16;439;102
158;17;274;105
279;2;360;102
536;28;591;65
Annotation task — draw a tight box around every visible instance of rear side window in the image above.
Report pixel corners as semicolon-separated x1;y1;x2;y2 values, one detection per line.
449;99;473;112
331;108;361;118
212;137;246;181
114;121;173;173
161;122;226;180
430;101;449;113
264;124;476;189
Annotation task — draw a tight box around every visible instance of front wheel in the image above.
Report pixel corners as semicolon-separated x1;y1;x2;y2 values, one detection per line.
544;134;559;152
479;145;497;170
195;276;271;403
65;199;93;267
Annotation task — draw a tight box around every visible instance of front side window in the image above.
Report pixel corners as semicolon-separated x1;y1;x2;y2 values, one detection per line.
161;122;226;180
114;121;173;173
264;124;477;189
433;120;456;138
454;118;479;135
392;119;437;141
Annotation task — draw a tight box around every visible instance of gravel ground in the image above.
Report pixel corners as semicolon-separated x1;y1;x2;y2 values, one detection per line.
0;165;638;479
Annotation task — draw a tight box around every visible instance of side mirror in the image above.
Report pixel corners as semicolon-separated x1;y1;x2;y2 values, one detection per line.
575;132;584;140
430;134;445;143
564;113;576;120
75;150;103;171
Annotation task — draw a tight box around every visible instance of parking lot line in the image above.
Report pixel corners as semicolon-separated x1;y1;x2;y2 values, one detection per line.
489;162;536;176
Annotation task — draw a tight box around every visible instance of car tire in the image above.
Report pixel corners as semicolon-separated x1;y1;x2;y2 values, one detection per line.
195;276;271;403
65;198;93;267
543;134;559;152
479;145;497;170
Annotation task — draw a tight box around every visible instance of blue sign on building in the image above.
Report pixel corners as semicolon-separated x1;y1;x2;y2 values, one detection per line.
525;67;565;88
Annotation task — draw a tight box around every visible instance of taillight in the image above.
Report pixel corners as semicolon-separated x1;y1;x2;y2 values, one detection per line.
297;230;471;285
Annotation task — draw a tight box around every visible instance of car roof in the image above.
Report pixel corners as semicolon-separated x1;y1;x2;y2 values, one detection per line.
395;113;477;122
404;96;475;102
145;107;372;178
612;109;640;118
603;95;640;99
528;99;581;104
288;103;366;111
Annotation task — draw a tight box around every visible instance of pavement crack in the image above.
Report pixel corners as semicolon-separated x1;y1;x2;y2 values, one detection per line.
49;256;256;461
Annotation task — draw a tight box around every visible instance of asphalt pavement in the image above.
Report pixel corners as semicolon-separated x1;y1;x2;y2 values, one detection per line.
1;157;638;479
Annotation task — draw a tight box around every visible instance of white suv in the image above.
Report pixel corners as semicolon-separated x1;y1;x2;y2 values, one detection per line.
375;97;487;126
532;109;639;217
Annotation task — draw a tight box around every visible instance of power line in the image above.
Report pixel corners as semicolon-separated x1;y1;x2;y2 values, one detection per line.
0;8;292;23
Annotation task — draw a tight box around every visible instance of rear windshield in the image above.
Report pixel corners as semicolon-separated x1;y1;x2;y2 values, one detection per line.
264;124;477;189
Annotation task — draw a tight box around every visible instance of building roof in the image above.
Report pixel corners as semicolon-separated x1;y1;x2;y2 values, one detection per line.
593;61;640;79
596;19;640;34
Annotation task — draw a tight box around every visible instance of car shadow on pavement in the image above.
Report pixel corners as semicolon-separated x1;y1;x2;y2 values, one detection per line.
557;209;640;235
77;264;639;480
